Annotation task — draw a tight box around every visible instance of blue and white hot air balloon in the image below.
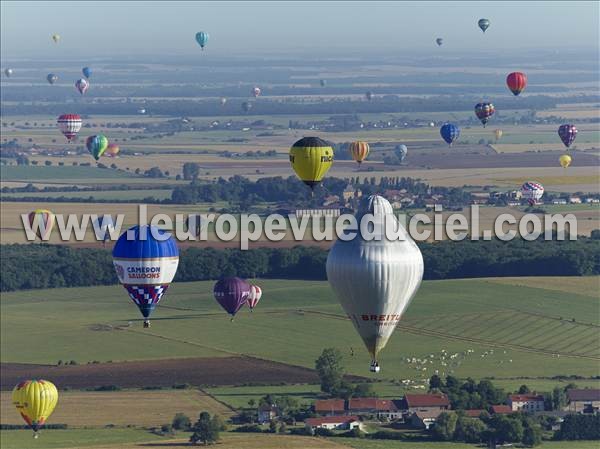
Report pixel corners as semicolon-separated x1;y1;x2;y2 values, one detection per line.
112;225;179;328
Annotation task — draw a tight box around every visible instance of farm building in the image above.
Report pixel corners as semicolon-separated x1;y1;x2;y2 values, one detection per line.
566;389;600;414
347;398;402;420
464;409;486;418
257;404;280;423
410;410;443;430
401;393;450;414
314;399;345;416
491;405;513;415
305;416;363;431
508;394;545;412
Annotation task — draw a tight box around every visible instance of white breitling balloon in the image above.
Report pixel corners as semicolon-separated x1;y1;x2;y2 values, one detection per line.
326;195;424;373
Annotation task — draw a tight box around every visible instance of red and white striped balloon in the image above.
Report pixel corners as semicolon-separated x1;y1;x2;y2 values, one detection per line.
247;285;262;310
57;114;82;141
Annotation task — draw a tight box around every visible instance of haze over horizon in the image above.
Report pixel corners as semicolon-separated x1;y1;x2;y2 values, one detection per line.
1;1;599;60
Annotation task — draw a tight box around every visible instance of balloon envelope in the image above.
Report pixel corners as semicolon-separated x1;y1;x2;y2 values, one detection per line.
195;32;209;48
320;79;327;87
105;143;120;157
558;124;577;148
213;277;251;317
47;73;58;84
289;137;334;190
559;154;572;168
247;285;262;310
520;181;544;205
57;114;82;141
440;123;460;146
75;78;89;95
52;34;60;43
12;379;58;435
4;68;13;77
365;91;373;101
28;209;55;240
112;225;179;324
82;67;92;79
436;38;443;46
326;195;424;370
478;18;490;32
506;72;527;96
86;135;108;160
474;102;495;127
349;141;370;165
252;87;261;97
395;144;408;162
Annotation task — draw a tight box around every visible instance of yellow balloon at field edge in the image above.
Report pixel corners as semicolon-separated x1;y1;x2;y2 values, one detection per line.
559;154;572;168
349;141;370;165
12;379;58;437
289;137;334;189
494;129;503;141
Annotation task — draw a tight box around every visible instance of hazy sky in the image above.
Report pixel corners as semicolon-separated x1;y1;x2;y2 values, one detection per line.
1;1;599;59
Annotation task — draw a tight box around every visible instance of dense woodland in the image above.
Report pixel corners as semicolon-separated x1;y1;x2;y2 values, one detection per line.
2;236;598;292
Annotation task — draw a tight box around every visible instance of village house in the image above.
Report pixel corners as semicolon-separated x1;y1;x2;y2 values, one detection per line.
568;196;582;204
410;410;442;430
314;399;345;416
566;389;600;414
401;393;450;414
305;416;363;431
347;398;402;420
257;404;280;423
490;405;513;415
508;394;545;412
342;184;362;202
464;409;486;418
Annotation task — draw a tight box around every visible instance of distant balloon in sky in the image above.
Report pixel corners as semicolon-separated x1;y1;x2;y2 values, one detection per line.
558;124;577;148
327;195;424;373
75;78;89;95
474;102;495;127
559;154;572;169
86;135;108;160
241;101;252;112
195;31;209;49
289;137;334;190
520;181;544;206
82;67;92;79
4;68;13;78
57;114;82;141
506;72;527;96
28;209;55;241
52;34;60;43
395;144;408;162
349;141;370;165
436;38;443;46
105;143;120;157
113;225;179;328
365;91;373;101
46;73;58;85
220;97;227;106
478;18;490;33
213;277;251;319
494;129;503;142
12;379;58;438
440;123;460;146
252;86;261;98
320;79;327;87
138;108;146;114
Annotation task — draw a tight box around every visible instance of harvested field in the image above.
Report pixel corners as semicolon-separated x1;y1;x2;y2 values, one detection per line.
0;356;323;390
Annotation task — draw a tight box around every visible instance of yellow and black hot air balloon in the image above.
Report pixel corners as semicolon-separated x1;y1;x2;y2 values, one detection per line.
12;379;58;438
349;141;370;166
289;137;334;190
559;154;572;168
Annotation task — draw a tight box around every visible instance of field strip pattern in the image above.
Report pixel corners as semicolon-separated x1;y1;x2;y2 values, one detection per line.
298;310;600;360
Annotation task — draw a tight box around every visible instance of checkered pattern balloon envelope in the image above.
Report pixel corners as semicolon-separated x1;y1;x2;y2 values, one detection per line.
125;284;169;318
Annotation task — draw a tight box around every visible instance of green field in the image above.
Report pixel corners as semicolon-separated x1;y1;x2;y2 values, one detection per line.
0;429;163;449
2;277;599;382
337;439;600;449
1;189;173;201
0;165;136;181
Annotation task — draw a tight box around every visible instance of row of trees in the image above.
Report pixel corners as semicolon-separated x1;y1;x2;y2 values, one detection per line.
3;235;599;292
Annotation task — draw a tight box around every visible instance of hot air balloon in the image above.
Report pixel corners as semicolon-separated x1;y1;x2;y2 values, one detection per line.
220;97;227;106
12;379;58;438
326;195;424;373
436;38;443;46
82;67;92;79
92;214;115;245
75;78;89;95
349;141;370;165
113;225;179;328
506;72;527;96
105;143;120;157
252;86;261;98
494;129;503;142
558;124;577;148
320;79;327;87
51;34;60;43
185;214;206;238
440;123;460;146
365;91;373;101
395;144;408;162
241;101;252;112
247;284;262;311
195;31;209;49
478;18;490;33
520;181;544;206
57;114;82;141
138;108;146;114
475;102;495;127
559;154;572;168
86;135;108;160
4;68;13;78
213;277;251;320
27;209;55;241
46;73;58;85
289;137;334;190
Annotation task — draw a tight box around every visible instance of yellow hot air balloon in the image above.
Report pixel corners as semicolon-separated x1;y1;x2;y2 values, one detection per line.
349;141;370;165
105;143;120;157
28;209;55;240
52;34;60;44
289;137;334;190
494;129;503;142
12;379;58;438
559;154;572;168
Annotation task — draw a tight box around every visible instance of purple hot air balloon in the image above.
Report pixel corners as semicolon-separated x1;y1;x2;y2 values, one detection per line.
213;277;251;320
558;124;577;148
